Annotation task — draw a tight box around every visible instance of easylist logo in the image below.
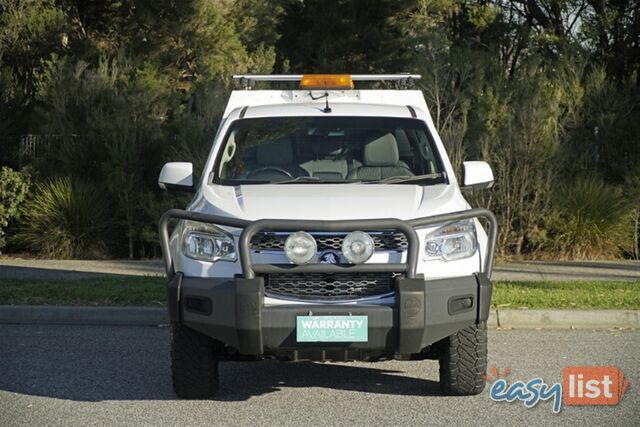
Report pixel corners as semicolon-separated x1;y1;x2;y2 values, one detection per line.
563;366;629;406
488;365;630;413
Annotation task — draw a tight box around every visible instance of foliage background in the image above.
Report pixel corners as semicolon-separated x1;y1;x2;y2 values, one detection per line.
0;0;638;259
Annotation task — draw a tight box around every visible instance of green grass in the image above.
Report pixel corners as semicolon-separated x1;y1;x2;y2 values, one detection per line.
493;280;640;309
0;277;638;309
0;276;166;306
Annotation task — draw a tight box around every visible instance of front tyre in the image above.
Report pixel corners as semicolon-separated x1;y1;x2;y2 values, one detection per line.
171;323;222;398
438;322;487;395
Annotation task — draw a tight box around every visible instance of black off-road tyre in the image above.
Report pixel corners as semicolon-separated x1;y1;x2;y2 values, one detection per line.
171;323;222;398
438;322;487;395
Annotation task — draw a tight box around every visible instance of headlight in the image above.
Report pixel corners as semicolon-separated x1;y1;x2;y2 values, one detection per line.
285;231;317;265
181;221;236;262
342;231;374;264
424;219;477;261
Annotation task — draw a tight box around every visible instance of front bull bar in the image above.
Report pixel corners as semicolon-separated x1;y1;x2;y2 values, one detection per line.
158;208;498;280
159;208;497;354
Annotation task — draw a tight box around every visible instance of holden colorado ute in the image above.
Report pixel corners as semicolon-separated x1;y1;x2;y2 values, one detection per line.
158;74;497;398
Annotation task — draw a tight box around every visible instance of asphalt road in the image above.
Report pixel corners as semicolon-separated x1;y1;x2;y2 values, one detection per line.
0;325;638;426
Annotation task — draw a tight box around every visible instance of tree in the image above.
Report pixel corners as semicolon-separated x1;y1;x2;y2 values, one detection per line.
0;0;69;98
583;0;640;85
1;0;637;259
276;0;416;73
0;166;30;251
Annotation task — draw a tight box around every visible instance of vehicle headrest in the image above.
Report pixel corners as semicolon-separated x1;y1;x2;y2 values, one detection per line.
311;139;343;157
256;137;293;165
395;130;412;157
363;133;399;166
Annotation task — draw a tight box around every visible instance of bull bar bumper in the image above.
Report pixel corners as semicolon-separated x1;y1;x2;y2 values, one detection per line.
159;209;497;359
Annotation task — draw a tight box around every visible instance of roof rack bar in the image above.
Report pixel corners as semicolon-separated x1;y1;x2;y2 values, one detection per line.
351;74;421;81
232;74;421;82
233;74;304;81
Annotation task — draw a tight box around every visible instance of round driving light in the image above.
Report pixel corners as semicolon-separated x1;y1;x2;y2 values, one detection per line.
284;231;317;265
342;231;374;264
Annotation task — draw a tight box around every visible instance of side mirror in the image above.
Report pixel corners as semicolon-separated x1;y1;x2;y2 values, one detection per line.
158;162;195;192
461;161;494;192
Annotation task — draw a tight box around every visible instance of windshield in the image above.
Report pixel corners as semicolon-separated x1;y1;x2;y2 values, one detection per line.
213;116;445;185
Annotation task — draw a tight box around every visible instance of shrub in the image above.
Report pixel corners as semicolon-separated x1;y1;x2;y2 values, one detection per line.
13;177;111;259
624;171;640;260
534;177;630;259
0;166;31;251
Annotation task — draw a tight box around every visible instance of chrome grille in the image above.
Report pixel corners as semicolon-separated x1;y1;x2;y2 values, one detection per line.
264;272;398;301
251;232;407;251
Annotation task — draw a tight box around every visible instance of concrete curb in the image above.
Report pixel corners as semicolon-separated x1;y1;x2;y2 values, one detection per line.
0;306;638;329
487;308;639;329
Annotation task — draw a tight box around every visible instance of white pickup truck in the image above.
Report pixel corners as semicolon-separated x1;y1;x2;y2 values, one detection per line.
158;74;497;398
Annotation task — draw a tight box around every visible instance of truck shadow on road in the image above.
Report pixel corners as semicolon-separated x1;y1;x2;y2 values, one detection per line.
215;360;444;401
0;325;444;402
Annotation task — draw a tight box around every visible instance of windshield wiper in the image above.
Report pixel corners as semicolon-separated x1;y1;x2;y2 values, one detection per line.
275;176;362;184
365;173;445;185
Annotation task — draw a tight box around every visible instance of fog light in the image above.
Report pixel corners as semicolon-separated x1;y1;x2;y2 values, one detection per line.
284;231;317;265
342;231;374;264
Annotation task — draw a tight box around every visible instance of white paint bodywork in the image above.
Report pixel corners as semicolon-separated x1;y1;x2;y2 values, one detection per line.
159;162;194;190
168;89;491;305
222;90;429;119
462;161;494;189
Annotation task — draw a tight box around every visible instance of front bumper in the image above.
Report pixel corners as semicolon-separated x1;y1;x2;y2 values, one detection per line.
168;272;492;360
160;208;497;360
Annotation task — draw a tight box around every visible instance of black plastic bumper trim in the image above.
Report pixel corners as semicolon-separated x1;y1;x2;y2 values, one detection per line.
175;273;493;357
235;277;263;354
397;277;426;354
476;272;493;322
167;272;182;323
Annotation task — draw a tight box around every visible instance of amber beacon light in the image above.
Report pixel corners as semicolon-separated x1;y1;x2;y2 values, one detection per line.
300;74;354;90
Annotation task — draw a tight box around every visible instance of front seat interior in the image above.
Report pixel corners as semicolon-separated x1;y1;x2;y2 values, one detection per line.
347;133;414;180
246;137;309;180
300;138;352;179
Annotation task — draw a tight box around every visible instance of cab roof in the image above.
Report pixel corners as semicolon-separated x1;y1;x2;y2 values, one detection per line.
237;102;423;120
223;89;429;119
